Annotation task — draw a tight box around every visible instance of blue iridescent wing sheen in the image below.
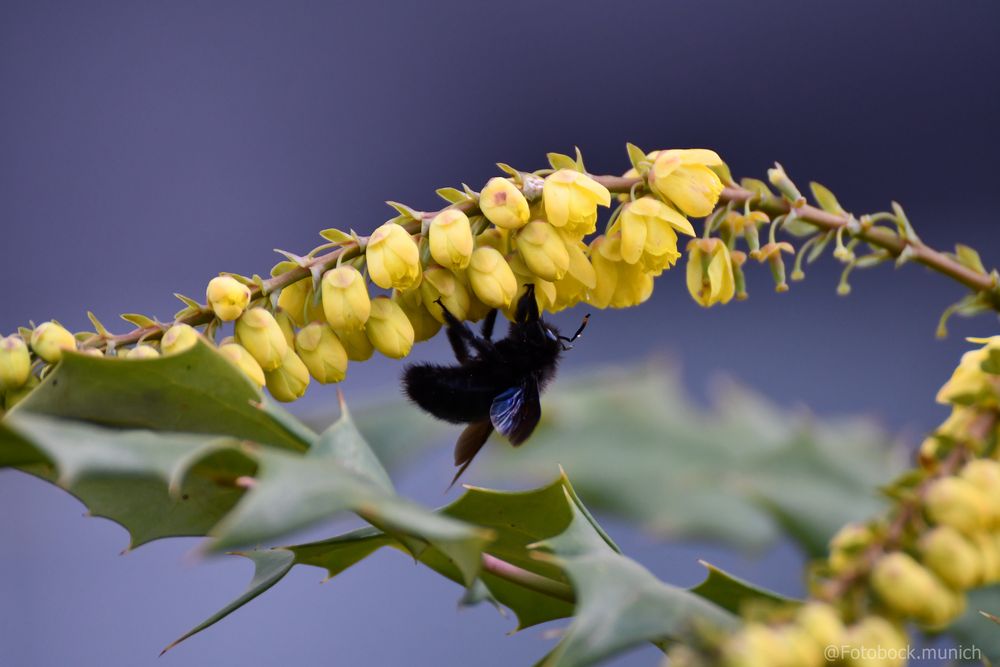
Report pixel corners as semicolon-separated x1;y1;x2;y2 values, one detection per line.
489;378;541;446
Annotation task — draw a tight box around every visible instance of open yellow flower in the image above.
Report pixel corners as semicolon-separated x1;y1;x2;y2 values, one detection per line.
611;196;694;273
542;169;611;237
649;149;725;218
685;238;735;307
366;222;421;290
586;235;654;309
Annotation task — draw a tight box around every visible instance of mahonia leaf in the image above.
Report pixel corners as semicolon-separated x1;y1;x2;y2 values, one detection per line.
0;414;255;548
175;472;749;666
690;561;794;614
11;340;309;451
532;487;739;667
161;549;295;655
946;586;1000;663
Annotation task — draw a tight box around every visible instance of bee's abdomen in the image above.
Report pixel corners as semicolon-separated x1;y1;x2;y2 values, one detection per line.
402;363;500;424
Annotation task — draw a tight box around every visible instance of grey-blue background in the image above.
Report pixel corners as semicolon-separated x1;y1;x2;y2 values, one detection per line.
2;1;999;665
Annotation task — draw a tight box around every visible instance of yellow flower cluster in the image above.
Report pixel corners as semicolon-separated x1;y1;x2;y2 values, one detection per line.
199;149;724;401
706;604;907;667
0;146;730;407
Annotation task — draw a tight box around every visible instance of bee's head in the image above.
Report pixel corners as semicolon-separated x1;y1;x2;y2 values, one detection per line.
516;285;590;352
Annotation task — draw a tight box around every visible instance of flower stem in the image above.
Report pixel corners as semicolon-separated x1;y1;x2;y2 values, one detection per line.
480;553;576;604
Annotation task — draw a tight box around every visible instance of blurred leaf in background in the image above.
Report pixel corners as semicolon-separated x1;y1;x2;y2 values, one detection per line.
346;363;906;556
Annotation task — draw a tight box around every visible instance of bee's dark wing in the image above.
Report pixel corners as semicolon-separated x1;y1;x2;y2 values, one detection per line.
489;378;541;446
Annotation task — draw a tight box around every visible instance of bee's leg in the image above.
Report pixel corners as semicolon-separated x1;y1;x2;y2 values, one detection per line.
514;284;539;324
435;298;494;361
480;309;498;342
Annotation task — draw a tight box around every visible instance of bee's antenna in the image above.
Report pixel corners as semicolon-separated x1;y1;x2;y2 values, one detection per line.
560;313;590;344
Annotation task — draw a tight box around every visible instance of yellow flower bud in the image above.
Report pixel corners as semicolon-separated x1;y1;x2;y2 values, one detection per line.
420;267;471;323
467;246;518;308
542;169;611;237
206;276;251;322
392;288;442;342
479;177;530;229
870;552;957;624
218;342;265;388
515;221;570;281
686;238;735;308
235;308;289;371
0;336;31;390
365;296;414;359
960;459;1000;525
428;209;474;270
322;265;371;332
828;522;874;573
925;476;993;535
613;196;693;270
295;322;348;384
720;624;787;667
160;323;200;356
78;348;104;357
336;327;374;362
275;309;296;348
919;526;982;589
277;279;325;327
30;322;77;363
973;532;1000;584
264;349;310;402
125;345;160;360
475;227;509;253
795;603;844;649
842;616;908;667
366;222;421;290
648;149;725;218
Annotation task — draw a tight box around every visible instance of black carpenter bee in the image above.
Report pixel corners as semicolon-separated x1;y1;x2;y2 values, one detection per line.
403;285;589;487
